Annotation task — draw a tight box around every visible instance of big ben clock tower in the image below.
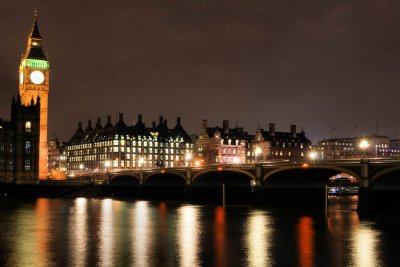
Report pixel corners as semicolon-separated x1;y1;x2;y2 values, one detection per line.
19;9;49;180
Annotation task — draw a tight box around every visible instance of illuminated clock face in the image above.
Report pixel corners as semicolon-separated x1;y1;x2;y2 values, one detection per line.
19;72;24;85
30;70;45;84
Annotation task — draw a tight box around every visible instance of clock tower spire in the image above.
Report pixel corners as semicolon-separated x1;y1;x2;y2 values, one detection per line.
19;9;50;180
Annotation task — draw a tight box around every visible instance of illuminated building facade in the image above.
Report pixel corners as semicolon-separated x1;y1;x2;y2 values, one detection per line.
66;114;193;174
195;120;247;165
0;95;40;183
315;135;400;159
18;10;50;179
48;135;67;179
195;120;311;164
246;127;271;163
255;124;311;160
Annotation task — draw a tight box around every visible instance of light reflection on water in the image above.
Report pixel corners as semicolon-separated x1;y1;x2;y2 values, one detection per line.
99;198;113;267
70;198;88;266
245;210;272;267
132;201;153;267
352;224;382;267
177;205;200;267
297;216;314;267
0;197;397;266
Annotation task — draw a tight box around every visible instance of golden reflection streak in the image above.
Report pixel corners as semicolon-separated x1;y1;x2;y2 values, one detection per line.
297;216;314;267
69;198;88;266
352;224;382;267
177;206;201;267
12;198;50;266
99;198;114;267
34;198;50;266
132;201;152;266
327;211;360;267
245;211;271;267
214;206;226;267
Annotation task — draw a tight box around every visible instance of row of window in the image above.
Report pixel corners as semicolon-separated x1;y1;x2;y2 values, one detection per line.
0;159;31;171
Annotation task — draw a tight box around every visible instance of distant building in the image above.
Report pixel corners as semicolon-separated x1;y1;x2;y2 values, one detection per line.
0;95;40;183
315;135;400;159
246;127;271;163
195;120;310;164
195;120;247;165
246;123;311;161
66;114;193;174
48;134;67;179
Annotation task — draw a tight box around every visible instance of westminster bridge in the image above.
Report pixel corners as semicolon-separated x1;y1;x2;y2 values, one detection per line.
74;158;400;210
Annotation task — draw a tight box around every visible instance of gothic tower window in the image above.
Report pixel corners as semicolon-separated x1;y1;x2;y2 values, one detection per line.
25;121;31;132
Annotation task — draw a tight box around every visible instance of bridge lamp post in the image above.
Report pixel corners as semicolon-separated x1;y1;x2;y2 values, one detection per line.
104;160;111;184
233;156;240;166
138;157;144;170
250;179;256;192
104;160;111;170
308;151;318;162
255;147;262;163
185;152;192;167
359;139;369;158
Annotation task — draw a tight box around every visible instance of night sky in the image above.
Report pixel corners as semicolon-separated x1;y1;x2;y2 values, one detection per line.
1;1;400;143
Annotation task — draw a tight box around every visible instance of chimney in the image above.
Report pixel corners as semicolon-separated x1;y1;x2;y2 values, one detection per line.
164;119;168;127
107;115;111;124
202;119;208;130
86;119;93;131
223;120;229;131
290;125;296;136
119;113;123;121
269;123;275;134
138;114;142;123
96;117;102;128
159;116;164;125
152;121;156;128
177;117;181;126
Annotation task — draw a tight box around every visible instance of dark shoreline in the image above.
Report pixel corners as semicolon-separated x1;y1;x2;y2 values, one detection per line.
1;182;399;212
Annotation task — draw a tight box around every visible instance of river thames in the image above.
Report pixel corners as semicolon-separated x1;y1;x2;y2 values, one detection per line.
0;196;399;267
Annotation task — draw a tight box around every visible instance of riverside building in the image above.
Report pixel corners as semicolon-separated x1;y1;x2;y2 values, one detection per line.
0;96;40;183
195;120;311;165
66;114;193;175
195;120;247;165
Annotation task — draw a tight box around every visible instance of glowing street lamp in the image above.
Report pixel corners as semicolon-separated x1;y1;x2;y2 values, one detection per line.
308;151;318;161
104;160;111;169
359;139;369;157
255;147;262;163
185;152;192;167
79;164;84;172
250;179;256;192
138;157;144;169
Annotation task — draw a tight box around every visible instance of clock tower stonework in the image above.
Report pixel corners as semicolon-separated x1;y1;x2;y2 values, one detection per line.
19;10;50;180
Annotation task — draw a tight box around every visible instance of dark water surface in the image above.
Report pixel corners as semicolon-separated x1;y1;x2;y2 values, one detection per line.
0;196;399;267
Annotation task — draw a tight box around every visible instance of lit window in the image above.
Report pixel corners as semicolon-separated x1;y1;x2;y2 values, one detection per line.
24;159;31;171
25;141;31;154
25;121;31;133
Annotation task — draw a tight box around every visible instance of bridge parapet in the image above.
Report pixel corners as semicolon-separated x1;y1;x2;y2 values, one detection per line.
68;159;400;189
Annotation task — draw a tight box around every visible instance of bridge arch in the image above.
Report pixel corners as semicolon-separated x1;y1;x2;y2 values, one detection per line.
262;165;361;187
144;172;186;185
371;166;400;189
192;169;256;184
109;175;140;185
